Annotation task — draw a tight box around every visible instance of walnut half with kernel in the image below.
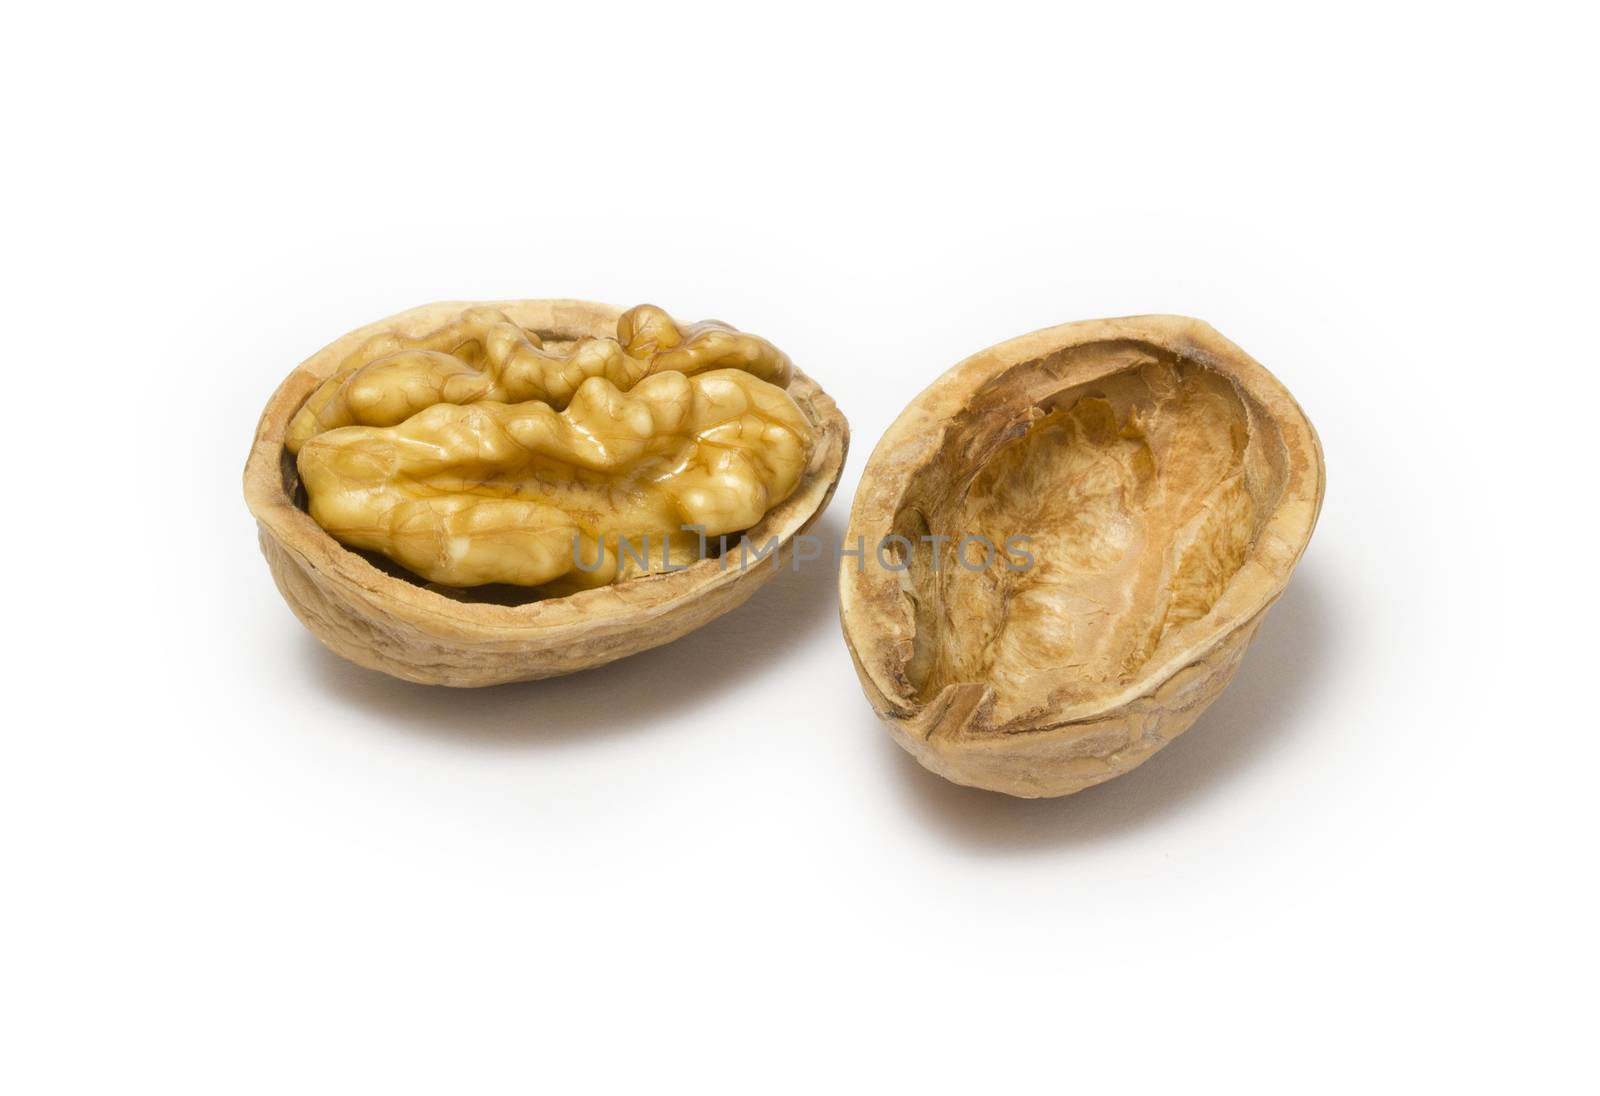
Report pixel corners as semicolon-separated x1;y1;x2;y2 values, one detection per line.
244;300;848;686
840;316;1322;797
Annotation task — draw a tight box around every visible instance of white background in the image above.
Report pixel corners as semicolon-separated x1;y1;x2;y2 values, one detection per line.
5;2;1596;1092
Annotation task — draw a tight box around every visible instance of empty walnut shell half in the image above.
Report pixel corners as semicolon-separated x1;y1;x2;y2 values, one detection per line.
840;316;1323;797
244;300;848;686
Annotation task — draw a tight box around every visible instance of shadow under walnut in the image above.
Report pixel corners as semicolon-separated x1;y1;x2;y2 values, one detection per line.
244;299;849;687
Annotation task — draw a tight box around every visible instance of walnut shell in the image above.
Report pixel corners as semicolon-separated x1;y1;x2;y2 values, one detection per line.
245;300;848;686
839;315;1322;797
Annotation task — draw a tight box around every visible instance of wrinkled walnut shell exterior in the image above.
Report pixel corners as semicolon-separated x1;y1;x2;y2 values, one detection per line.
245;300;848;686
840;315;1322;797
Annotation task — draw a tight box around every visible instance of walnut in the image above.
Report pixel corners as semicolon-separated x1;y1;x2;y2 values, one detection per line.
244;300;848;685
840;316;1323;797
292;321;813;591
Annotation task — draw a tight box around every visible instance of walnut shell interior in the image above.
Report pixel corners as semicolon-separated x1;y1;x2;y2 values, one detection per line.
840;316;1322;797
245;300;848;686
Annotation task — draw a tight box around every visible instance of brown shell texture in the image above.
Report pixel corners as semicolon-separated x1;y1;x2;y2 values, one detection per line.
840;315;1323;797
245;300;849;686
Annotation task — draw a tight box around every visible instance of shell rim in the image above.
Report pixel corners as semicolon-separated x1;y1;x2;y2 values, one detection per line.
838;313;1325;734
